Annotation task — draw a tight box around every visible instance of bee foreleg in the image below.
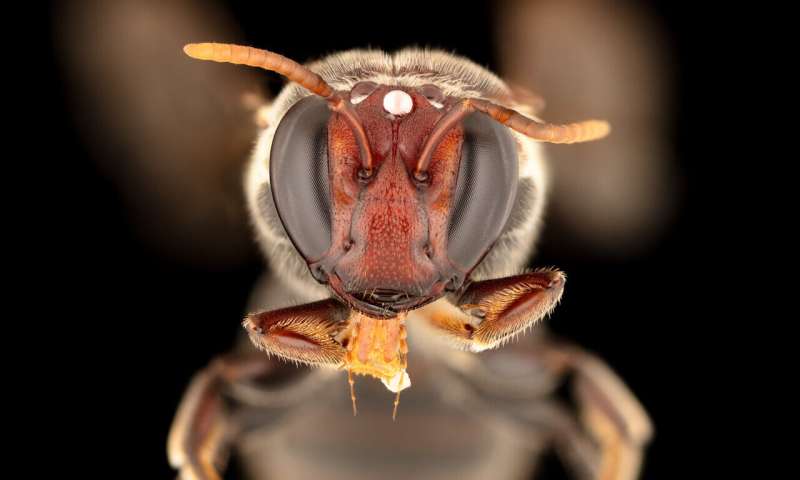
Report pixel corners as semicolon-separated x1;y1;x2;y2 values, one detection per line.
167;354;273;480
433;269;566;351
242;299;349;367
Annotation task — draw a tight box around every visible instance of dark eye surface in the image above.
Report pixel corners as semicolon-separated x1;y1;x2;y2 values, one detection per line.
447;113;519;271
270;96;332;261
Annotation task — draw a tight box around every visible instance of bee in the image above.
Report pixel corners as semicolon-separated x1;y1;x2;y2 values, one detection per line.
166;43;652;480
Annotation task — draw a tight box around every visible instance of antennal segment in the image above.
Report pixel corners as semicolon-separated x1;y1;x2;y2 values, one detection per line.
184;42;373;172
469;98;610;144
415;98;610;179
184;42;333;98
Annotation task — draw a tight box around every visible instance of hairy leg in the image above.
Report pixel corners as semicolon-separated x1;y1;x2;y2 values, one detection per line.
540;341;653;480
423;269;565;351
242;298;350;366
418;289;652;480
167;354;273;480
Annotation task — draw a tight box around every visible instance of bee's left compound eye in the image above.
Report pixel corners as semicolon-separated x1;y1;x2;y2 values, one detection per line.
269;96;333;261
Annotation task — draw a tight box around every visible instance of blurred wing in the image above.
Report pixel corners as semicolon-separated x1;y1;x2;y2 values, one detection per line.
496;0;677;256
55;0;266;266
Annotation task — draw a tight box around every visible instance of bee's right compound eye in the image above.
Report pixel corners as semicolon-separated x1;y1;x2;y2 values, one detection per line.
447;113;519;272
269;96;333;261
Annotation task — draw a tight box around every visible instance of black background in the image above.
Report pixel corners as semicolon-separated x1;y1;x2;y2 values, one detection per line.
35;0;746;478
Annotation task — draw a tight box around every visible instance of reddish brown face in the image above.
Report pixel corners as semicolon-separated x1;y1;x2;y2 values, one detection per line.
269;83;520;318
319;85;463;316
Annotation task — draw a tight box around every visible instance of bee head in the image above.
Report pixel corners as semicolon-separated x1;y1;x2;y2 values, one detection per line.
184;43;609;317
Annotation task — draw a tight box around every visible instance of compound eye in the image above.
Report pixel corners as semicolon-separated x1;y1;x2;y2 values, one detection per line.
447;113;519;271
269;96;332;261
